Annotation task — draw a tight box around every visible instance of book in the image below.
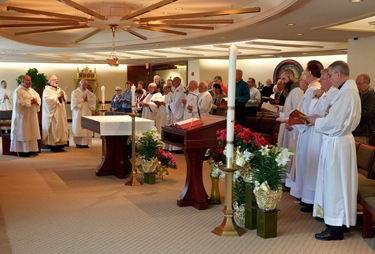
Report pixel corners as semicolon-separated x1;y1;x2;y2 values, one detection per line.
261;102;278;113
174;117;203;130
288;109;307;125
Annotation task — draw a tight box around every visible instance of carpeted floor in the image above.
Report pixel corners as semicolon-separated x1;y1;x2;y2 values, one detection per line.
0;134;375;254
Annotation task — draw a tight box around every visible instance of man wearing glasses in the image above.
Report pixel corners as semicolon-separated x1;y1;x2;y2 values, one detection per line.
306;61;361;241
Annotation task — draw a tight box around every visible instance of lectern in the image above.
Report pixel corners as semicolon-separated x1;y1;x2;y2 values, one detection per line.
162;115;226;210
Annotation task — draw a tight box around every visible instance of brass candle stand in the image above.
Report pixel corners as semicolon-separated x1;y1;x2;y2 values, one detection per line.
212;159;246;237
126;106;140;186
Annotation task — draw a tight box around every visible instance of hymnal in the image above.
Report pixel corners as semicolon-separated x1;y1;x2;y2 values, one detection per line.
261;102;278;113
288;109;307;125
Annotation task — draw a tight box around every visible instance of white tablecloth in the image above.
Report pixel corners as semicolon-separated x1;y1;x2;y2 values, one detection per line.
83;115;155;136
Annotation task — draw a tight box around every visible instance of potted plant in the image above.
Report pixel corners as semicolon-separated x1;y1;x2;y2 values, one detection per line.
135;129;177;184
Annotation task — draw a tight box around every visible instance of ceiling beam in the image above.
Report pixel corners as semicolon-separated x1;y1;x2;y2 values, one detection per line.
124;28;148;40
57;0;107;20
246;41;324;48
15;25;89;36
121;0;178;20
147;24;214;30
139;7;261;22
73;29;104;44
138;26;187;36
7;6;91;22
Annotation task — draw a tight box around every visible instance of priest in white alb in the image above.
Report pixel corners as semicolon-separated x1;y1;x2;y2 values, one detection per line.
10;75;41;157
306;60;361;241
42;75;69;152
141;83;162;124
71;79;96;148
197;81;212;115
183;80;199;119
0;80;13;110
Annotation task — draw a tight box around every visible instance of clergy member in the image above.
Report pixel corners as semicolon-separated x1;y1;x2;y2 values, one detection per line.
42;75;69;152
197;81;212;115
141;83;162;124
182;80;199;119
10;75;41;157
71;79;96;148
306;60;361;241
0;80;13;110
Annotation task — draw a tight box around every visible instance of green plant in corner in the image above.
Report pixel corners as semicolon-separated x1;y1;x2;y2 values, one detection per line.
16;68;48;93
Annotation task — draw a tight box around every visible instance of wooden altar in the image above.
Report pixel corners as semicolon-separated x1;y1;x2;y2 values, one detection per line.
161;115;226;210
81;115;154;178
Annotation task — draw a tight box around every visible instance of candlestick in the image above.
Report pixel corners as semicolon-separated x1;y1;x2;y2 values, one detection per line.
101;86;105;104
226;45;237;167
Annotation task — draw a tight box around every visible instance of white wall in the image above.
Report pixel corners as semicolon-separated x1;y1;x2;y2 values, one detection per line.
0;63;127;101
348;35;375;88
197;55;347;86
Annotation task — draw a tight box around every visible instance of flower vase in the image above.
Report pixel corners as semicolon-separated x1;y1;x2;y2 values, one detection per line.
144;172;156;184
245;184;258;230
209;176;221;204
253;182;283;211
233;202;245;227
140;157;159;184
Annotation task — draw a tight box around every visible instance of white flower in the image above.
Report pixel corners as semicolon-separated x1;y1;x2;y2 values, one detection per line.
275;148;293;167
233;170;242;182
243;149;252;160
260;145;270;156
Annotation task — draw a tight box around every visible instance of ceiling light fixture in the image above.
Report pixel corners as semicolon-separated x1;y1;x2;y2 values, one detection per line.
350;0;363;3
286;23;295;26
107;24;119;67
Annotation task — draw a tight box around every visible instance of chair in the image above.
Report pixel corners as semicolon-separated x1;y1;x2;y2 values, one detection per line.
245;116;261;132
362;196;375;238
357;143;375;179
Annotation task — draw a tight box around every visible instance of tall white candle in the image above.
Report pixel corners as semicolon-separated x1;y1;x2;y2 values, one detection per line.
101;86;105;104
226;45;237;167
131;84;136;107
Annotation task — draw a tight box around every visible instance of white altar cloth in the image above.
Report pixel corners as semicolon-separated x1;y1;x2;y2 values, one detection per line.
82;115;155;136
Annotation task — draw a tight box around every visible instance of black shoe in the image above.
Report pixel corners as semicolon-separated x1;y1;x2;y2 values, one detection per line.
29;152;39;156
17;152;30;157
315;217;324;222
343;226;350;233
300;204;313;213
315;230;343;241
76;145;82;148
300;201;309;206
82;145;89;148
282;186;290;192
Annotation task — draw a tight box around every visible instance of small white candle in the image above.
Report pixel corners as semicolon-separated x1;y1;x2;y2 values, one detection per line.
101;86;105;104
131;84;136;107
226;45;237;166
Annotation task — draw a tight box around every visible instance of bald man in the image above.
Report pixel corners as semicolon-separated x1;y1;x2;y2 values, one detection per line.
42;75;69;152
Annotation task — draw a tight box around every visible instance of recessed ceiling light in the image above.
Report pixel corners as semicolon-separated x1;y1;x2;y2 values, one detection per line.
286;23;295;26
350;0;363;3
175;7;183;10
297;33;304;36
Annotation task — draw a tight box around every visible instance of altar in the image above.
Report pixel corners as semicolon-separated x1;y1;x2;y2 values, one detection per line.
81;115;154;178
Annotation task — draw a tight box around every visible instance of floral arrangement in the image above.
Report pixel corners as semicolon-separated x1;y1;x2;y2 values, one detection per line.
208;124;269;204
135;129;177;175
135;129;163;161
156;149;178;175
208;124;291;207
244;145;292;191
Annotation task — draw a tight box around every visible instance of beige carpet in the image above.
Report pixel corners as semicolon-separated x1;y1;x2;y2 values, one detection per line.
1;135;375;254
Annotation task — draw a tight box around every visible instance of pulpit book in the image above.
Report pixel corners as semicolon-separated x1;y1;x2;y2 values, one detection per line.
173;117;203;130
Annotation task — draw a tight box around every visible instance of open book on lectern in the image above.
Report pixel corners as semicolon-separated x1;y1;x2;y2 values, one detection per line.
173;117;203;130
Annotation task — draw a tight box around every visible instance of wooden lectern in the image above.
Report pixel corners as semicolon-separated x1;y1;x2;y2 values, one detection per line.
162;115;226;210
